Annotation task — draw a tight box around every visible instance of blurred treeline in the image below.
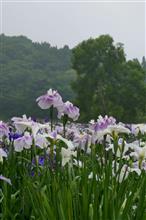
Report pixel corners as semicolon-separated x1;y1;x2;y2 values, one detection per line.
0;34;76;119
0;34;146;122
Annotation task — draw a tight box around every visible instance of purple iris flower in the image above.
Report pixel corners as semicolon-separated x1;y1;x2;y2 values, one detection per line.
58;101;80;121
31;117;37;122
90;115;116;132
36;89;63;110
13;132;32;152
44;117;49;123
9;132;23;141
31;154;56;176
0;121;9;138
38;156;45;166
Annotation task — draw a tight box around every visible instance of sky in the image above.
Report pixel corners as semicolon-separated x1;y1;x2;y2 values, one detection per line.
0;0;145;61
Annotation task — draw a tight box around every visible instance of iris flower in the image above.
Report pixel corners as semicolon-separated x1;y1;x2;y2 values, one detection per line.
36;89;63;110
13;132;32;152
0;121;9;139
61;147;77;166
89;115;116;132
58;101;80;121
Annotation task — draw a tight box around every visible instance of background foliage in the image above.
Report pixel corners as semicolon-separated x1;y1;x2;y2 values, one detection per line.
72;35;146;123
0;34;76;119
0;34;146;122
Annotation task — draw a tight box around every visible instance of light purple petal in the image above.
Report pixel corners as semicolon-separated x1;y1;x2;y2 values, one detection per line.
0;175;12;185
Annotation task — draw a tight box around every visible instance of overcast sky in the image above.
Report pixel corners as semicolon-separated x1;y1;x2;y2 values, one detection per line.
0;0;145;61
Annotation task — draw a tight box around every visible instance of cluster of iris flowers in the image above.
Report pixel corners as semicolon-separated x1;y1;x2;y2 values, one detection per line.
0;89;146;219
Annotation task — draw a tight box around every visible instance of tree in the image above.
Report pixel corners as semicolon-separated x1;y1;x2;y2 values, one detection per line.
72;35;146;123
0;34;76;120
142;56;146;71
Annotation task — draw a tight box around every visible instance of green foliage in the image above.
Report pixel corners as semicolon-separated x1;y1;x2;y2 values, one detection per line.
0;34;76;119
1;136;146;220
142;56;146;71
72;35;146;123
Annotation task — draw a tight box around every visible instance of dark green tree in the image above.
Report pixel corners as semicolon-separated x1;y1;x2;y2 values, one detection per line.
0;34;76;120
72;35;146;123
142;56;146;71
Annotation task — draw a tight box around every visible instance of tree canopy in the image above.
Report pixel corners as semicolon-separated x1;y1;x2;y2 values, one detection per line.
72;35;146;123
0;34;76;119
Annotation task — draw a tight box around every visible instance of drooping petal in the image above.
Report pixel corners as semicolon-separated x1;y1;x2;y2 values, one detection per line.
14;137;25;152
0;175;12;185
36;89;63;110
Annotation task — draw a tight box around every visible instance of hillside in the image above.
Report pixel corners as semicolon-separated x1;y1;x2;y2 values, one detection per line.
0;34;76;119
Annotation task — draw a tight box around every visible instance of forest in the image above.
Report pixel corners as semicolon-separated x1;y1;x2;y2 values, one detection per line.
0;34;76;119
0;34;146;122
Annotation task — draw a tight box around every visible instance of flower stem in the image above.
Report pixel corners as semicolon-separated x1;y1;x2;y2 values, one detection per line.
50;106;54;132
63;114;68;138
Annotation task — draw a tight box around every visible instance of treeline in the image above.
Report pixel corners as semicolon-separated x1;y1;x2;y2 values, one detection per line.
0;34;76;119
72;35;146;123
0;34;146;122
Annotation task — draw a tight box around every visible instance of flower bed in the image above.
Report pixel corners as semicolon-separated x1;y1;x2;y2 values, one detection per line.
0;89;146;219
